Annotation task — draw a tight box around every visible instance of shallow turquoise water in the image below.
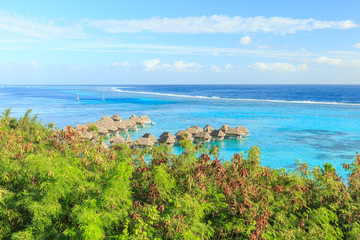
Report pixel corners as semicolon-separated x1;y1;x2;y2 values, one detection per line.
1;85;360;178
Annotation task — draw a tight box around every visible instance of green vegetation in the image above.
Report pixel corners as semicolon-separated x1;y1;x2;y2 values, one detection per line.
1;109;360;239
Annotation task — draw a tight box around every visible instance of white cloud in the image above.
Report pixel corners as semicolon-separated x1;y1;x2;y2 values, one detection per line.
0;60;44;70
353;43;360;48
142;58;161;71
85;15;357;34
239;36;251;45
111;61;131;68
210;64;243;72
297;63;308;70
0;10;356;40
249;62;297;72
313;56;342;65
142;59;202;72
0;10;84;39
170;61;202;71
211;65;222;72
225;64;234;70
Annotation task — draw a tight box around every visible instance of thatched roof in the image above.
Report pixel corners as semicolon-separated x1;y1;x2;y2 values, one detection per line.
176;130;195;142
114;121;127;130
124;135;133;143
176;130;189;137
135;119;146;125
137;137;154;147
82;132;94;140
236;126;249;134
110;133;124;143
86;122;95;127
101;141;109;150
139;115;152;123
122;119;136;128
75;124;87;132
210;130;226;137
112;114;122;122
226;128;242;136
159;135;176;144
128;115;145;125
203;125;214;133
142;133;157;142
220;125;231;133
159;132;175;139
194;132;212;141
100;116;114;122
97;127;108;134
176;132;194;142
110;141;122;148
94;120;105;127
105;124;118;132
186;127;199;135
190;126;203;132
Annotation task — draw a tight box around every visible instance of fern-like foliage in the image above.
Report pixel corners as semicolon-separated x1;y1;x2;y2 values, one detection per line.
1;109;360;239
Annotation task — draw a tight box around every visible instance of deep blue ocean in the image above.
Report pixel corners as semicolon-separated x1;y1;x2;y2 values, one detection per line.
1;84;360;178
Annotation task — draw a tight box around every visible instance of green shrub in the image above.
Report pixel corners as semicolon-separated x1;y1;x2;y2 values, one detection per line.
1;109;360;239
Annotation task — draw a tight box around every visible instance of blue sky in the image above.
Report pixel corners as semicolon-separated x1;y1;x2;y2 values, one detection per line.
0;0;360;84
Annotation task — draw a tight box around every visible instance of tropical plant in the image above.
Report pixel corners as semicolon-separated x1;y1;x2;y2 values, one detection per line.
1;109;360;239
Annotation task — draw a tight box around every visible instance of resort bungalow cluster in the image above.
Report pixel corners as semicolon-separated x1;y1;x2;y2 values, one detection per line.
62;114;153;148
62;114;250;149
133;124;250;148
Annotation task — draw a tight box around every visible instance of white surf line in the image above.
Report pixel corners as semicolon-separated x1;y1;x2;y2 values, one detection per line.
114;88;360;106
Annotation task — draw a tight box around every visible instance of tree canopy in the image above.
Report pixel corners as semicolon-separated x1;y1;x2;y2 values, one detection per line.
1;109;360;239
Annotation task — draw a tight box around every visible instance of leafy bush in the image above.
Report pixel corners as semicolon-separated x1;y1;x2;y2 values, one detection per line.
1;109;360;239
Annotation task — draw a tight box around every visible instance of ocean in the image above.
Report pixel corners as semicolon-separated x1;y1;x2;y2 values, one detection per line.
1;84;360;178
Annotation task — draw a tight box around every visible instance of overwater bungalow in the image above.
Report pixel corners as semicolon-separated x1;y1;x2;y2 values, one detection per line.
139;115;152;124
114;121;127;132
82;132;94;140
110;134;124;147
176;130;188;137
194;132;212;142
109;133;124;144
100;116;113;122
86;122;94;127
94;120;104;126
203;125;214;133
158;135;176;146
129;115;146;127
122;119;137;130
175;130;194;142
186;127;200;136
159;132;176;139
137;137;155;148
75;124;87;132
226;128;243;139
101;141;109;150
97;127;109;136
105;124;118;134
220;125;231;133
190;126;203;132
142;133;157;142
124;135;133;146
112;114;122;122
236;126;250;136
210;130;226;141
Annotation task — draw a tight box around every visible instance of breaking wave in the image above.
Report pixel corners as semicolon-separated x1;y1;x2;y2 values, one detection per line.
113;88;360;106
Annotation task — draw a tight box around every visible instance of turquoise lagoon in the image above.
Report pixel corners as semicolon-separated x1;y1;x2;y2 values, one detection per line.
1;85;360;178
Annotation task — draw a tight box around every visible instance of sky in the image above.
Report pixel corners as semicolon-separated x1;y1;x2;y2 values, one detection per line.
0;0;360;85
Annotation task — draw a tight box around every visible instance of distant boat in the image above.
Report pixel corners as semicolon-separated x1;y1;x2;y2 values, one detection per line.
75;94;80;101
102;93;105;101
